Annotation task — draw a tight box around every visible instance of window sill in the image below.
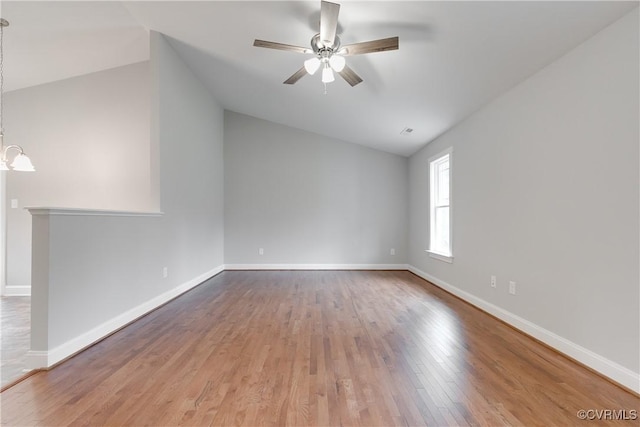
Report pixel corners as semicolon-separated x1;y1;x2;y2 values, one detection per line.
425;250;453;264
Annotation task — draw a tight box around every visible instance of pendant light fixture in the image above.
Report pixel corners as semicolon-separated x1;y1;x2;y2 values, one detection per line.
0;18;34;172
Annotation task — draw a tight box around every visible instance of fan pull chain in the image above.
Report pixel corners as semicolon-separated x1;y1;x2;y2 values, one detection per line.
323;82;328;95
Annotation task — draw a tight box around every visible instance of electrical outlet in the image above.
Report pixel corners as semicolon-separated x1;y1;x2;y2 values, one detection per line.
10;199;18;209
509;281;516;295
162;267;168;278
490;275;496;288
390;248;396;256
258;248;264;255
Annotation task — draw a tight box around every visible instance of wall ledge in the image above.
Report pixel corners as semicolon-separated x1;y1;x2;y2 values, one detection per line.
26;207;163;217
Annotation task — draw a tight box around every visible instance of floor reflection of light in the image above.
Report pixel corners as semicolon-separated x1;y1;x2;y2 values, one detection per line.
409;296;469;379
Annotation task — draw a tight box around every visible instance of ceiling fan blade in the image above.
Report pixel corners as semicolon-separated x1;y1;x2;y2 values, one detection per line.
283;66;308;85
320;1;340;46
253;39;311;54
338;65;363;87
340;36;399;56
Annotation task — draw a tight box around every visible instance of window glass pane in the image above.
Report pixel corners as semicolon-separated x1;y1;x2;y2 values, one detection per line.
429;151;451;257
437;160;449;205
434;206;450;254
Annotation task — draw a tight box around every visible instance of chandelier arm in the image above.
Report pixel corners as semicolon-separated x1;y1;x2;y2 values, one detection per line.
2;145;24;158
2;145;26;161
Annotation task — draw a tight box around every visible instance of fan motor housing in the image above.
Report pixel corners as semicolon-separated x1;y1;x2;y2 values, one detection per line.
311;33;341;54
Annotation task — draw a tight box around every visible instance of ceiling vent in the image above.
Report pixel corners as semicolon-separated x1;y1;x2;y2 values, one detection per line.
400;127;414;135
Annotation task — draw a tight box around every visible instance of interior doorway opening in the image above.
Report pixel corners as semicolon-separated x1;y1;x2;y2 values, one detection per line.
1;172;33;389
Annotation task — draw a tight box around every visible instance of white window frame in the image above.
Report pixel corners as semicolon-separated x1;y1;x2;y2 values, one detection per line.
426;148;453;263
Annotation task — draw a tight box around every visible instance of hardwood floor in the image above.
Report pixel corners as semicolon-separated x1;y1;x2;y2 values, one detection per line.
1;271;638;426
0;296;31;389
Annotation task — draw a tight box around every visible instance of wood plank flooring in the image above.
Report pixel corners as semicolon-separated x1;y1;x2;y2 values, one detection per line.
1;271;638;426
0;296;31;389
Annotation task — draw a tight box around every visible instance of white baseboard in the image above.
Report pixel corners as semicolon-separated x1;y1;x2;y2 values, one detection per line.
3;286;31;296
26;265;224;370
407;265;640;394
224;263;409;270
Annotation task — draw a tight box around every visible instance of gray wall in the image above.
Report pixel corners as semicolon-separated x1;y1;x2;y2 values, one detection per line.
29;31;225;358
155;34;224;280
4;62;153;293
409;11;639;375
224;111;408;266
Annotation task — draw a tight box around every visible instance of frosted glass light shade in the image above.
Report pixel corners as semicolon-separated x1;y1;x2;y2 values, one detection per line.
304;57;321;75
329;55;345;72
10;153;35;172
322;67;335;83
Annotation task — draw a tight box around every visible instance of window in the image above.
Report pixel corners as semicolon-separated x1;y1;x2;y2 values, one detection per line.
428;148;452;262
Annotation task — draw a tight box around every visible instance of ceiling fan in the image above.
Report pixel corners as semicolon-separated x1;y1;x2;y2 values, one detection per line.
253;0;399;88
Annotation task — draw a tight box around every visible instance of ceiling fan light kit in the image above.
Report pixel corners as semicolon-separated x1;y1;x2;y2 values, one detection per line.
329;54;345;72
253;0;399;92
304;57;321;75
321;65;335;83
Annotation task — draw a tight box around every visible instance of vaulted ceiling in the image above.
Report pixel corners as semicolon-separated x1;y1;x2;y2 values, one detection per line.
2;1;637;156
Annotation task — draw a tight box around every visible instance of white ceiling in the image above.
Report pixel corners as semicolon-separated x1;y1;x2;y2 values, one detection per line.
2;1;637;156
